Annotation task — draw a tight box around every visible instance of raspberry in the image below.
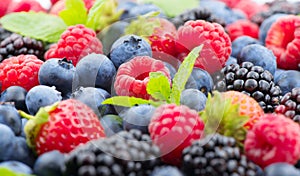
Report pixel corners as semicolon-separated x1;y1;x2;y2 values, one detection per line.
0;54;43;92
176;20;231;74
44;24;103;66
7;0;46;13
218;0;241;8
244;113;300;169
149;104;205;166
114;56;170;99
226;19;259;42
234;0;268;19
265;15;300;70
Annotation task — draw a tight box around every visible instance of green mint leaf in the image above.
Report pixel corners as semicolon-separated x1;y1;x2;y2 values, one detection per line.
102;96;161;107
146;72;171;102
0;167;33;176
59;0;88;26
169;45;203;105
0;12;67;43
142;0;199;17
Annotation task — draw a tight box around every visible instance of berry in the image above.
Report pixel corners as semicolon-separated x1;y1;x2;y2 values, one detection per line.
0;54;44;92
265;163;300;176
38;58;79;98
114;56;171;99
231;36;261;59
7;0;46;13
244;113;300;169
0;161;32;175
44;24;103;66
0;0;12;17
218;0;241;8
0;27;12;42
265;15;300;70
226;19;260;42
23;99;106;155
275;70;300;95
0;123;16;161
149;104;205;166
100;114;123;137
20;118;27;138
0;86;28;112
190;68;214;96
0;104;22;135
182;133;258;176
150;166;184;176
176;20;231;74
180;88;207;112
234;0;268;19
109;35;152;68
226;56;238;66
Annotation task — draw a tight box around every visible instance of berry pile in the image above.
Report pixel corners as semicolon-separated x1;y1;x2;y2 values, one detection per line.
1;0;300;176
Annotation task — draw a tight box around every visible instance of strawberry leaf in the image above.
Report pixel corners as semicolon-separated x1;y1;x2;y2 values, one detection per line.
146;72;171;102
102;96;161;107
0;167;33;176
59;0;88;26
169;45;203;105
0;12;67;43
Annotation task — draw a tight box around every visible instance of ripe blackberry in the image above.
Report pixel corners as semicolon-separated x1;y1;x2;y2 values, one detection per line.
171;7;225;28
275;87;300;124
0;33;45;62
65;130;161;176
213;62;282;112
182;133;258;176
0;27;12;42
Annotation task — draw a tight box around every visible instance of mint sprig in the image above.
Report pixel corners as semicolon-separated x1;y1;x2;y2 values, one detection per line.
101;96;161;107
0;167;33;176
59;0;88;25
146;72;171;102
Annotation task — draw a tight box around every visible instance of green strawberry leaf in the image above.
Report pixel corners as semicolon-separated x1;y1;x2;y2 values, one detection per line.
146;72;171;102
169;45;203;105
0;167;33;176
59;0;88;26
102;96;162;107
0;12;67;43
142;0;199;17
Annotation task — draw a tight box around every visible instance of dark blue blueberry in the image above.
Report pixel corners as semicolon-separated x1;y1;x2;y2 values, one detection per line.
150;166;184;176
163;62;177;80
226;56;238;66
25;85;62;115
33;150;65;176
38;58;79;98
0;104;21;135
275;70;300;95
231;36;261;58
0;86;28;112
109;35;152;68
20;118;27;138
274;68;285;83
121;104;156;134
180;89;207;112
238;44;277;75
71;87;116;118
100;114;123;137
76;53;116;92
265;163;300;176
0;124;15;161
118;1;138;21
0;161;33;175
187;68;214;96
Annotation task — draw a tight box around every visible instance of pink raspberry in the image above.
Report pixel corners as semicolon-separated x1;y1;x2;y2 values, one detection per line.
226;19;259;41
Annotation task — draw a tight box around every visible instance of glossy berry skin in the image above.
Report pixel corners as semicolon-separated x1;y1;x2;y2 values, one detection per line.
33;150;65;176
231;36;261;59
75;53;116;92
225;56;237;66
25;85;62;115
0;123;15;161
150;166;184;176
188;68;214;96
0;161;33;175
100;115;122;137
275;70;300;95
0;104;21;135
0;86;28;112
38;58;79;98
180;89;207;112
109;35;152;68
265;163;300;176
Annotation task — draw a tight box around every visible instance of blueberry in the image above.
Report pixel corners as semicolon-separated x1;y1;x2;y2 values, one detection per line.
265;163;300;176
38;58;79;98
238;44;277;76
0;86;28;112
274;69;285;83
121;104;156;134
231;36;261;58
163;62;177;80
0;161;33;174
100;114;123;137
0;104;21;135
75;53;116;92
20;118;27;138
150;166;184;176
180;89;207;112
25;85;62;115
109;35;152;68
33;150;65;176
275;70;300;95
188;68;214;96
226;56;238;66
0;124;15;161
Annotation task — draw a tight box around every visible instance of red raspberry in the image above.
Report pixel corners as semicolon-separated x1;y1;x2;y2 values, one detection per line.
218;0;241;8
114;56;170;99
176;20;231;74
149;104;205;166
265;15;300;70
244;113;300;169
0;0;12;17
7;0;46;13
226;19;259;41
233;0;268;19
44;24;103;66
0;54;43;92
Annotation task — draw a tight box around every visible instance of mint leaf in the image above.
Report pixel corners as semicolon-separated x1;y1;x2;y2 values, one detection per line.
59;0;88;26
0;168;33;176
0;12;67;43
169;45;203;105
102;96;161;107
146;72;171;102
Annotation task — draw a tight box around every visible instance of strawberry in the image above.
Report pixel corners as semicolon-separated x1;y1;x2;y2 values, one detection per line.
21;99;106;155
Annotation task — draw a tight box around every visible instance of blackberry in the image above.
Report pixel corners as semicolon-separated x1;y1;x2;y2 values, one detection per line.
213;62;282;112
0;27;12;42
0;33;45;62
64;130;161;176
275;87;300;124
171;7;225;28
182;133;258;176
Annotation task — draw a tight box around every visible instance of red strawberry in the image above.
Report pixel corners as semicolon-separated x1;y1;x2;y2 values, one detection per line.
22;99;106;155
226;19;259;41
149;104;205;166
